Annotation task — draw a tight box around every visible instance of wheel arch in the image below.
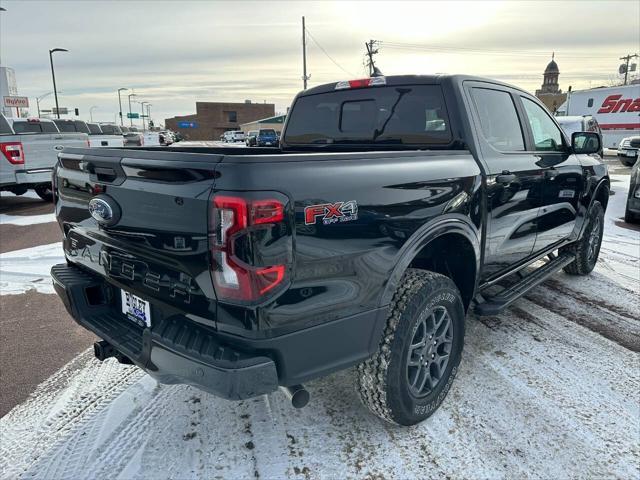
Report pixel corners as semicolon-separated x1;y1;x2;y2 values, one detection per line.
380;215;481;312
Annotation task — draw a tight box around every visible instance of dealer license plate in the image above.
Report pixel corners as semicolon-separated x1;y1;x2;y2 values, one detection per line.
625;150;637;157
121;289;151;327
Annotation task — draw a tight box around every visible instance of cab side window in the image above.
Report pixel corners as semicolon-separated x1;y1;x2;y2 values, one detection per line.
521;97;565;152
471;88;525;152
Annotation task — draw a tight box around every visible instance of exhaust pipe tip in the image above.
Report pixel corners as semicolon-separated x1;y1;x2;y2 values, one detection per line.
280;384;310;409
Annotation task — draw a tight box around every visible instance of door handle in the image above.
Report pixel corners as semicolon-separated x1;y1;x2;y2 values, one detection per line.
496;171;516;184
543;168;559;179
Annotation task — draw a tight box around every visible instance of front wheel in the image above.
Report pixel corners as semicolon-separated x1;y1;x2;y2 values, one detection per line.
356;269;465;426
562;201;604;275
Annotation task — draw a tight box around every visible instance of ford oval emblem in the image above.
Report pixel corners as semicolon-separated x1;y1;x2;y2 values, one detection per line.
88;195;121;226
54;145;64;151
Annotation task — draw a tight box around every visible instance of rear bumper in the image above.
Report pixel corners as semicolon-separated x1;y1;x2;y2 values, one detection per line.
15;168;53;185
51;263;279;400
51;263;387;399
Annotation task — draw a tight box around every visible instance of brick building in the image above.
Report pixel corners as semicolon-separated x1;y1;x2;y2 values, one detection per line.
165;101;275;140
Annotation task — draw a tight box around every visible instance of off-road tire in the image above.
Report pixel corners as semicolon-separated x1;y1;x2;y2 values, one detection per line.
34;184;53;202
356;269;465;426
562;201;604;275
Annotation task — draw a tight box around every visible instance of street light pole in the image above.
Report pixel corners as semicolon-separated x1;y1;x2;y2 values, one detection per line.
36;91;54;117
146;104;152;128
89;106;98;122
117;88;128;126
49;48;68;119
127;93;137;127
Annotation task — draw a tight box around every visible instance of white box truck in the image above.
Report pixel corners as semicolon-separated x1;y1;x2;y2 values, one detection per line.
558;83;640;149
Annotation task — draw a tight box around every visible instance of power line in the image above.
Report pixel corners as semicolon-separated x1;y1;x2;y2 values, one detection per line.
305;26;355;77
380;41;618;59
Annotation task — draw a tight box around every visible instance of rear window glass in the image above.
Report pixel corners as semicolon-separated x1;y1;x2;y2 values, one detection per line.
54;120;79;133
0;115;13;134
100;124;122;135
284;85;452;146
73;121;91;134
259;129;276;135
87;123;103;135
11;121;59;134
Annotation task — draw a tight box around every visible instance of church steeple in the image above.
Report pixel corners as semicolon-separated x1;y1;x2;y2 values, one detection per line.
540;54;560;94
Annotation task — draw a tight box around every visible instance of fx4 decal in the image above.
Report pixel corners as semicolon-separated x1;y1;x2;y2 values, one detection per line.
304;200;358;225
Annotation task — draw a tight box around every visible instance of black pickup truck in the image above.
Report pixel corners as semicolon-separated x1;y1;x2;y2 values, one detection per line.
51;75;608;426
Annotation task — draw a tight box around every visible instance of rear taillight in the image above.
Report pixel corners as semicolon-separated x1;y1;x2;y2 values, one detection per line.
209;194;288;303
335;76;386;90
0;142;25;165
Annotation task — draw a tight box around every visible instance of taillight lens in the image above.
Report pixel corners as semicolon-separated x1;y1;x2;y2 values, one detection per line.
210;194;288;303
0;142;25;165
335;76;386;90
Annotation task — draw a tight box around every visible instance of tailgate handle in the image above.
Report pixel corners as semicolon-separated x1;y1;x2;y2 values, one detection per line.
94;167;117;182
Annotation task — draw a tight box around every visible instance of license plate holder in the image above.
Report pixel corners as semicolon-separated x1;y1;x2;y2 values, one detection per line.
121;289;151;328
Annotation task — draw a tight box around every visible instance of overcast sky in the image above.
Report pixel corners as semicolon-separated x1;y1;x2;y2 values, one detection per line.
1;0;638;127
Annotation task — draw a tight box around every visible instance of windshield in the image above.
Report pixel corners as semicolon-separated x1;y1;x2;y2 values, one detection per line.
284;85;452;146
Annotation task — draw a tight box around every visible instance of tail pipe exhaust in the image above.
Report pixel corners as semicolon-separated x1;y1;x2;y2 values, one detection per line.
279;384;310;409
93;340;133;365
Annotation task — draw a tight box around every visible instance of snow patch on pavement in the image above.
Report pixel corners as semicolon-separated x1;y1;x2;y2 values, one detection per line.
0;242;64;295
0;212;56;226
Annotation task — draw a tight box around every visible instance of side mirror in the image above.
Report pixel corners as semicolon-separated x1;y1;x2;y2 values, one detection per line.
572;131;601;155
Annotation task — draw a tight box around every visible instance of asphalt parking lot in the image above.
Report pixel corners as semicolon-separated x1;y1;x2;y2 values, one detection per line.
0;155;638;478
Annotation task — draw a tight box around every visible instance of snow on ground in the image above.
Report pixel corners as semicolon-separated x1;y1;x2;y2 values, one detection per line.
0;171;638;479
0;212;56;226
0;190;41;200
0;242;64;294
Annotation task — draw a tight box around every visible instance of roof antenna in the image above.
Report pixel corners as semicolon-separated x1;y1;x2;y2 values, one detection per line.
372;66;384;77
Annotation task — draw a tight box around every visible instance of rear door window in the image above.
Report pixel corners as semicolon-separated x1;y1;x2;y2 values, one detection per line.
471;88;525;151
284;85;452;146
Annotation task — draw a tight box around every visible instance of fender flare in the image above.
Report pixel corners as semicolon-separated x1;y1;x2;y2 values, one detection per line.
379;214;481;307
577;177;609;238
588;177;610;210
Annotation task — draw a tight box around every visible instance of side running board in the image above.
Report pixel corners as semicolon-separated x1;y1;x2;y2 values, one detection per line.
474;253;574;316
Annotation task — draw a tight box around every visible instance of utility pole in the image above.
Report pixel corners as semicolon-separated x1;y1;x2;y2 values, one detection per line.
365;40;379;76
302;16;309;89
619;53;639;85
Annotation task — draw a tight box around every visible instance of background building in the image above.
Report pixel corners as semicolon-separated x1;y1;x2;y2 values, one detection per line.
240;114;287;134
165;100;275;140
535;55;567;113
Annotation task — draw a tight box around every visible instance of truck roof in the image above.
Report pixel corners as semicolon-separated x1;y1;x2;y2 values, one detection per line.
299;74;529;97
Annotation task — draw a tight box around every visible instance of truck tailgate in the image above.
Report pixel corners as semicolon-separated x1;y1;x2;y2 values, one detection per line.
55;149;221;326
24;133;88;171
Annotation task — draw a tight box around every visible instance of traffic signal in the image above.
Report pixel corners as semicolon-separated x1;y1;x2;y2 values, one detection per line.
74;108;79;116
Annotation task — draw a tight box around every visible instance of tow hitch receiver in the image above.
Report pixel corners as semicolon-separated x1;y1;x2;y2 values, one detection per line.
93;340;133;364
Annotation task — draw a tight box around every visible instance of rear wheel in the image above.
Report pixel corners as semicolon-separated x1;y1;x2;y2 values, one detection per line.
34;184;53;202
356;269;465;426
562;201;604;275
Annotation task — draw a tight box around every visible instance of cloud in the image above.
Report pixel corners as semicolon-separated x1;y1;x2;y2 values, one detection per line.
1;0;638;125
